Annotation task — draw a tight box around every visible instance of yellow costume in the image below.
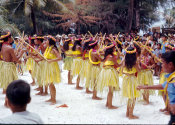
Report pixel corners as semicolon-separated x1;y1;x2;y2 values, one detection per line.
89;49;101;90
122;67;140;99
1;61;18;89
96;60;120;93
71;50;83;76
26;57;34;71
64;44;73;71
137;69;154;85
80;53;92;88
35;60;45;87
43;46;61;85
137;69;154;95
158;72;167;95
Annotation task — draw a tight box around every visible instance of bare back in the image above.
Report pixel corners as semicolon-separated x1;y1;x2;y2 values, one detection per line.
1;44;16;62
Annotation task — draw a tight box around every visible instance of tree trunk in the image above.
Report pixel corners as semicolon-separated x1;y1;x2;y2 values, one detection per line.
31;7;38;35
77;23;81;35
126;0;134;32
135;0;140;30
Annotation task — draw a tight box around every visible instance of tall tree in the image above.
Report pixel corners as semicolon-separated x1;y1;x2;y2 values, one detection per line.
3;0;71;35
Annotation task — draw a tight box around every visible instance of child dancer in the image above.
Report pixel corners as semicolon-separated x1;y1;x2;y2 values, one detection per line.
43;35;62;105
26;37;36;86
71;38;83;89
89;40;103;100
80;39;92;93
97;43;120;109
63;39;74;85
122;46;140;119
138;48;155;105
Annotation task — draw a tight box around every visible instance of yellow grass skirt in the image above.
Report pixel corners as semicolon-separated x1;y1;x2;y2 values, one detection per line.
159;72;167;95
96;66;120;93
43;61;61;85
137;69;154;85
1;61;18;89
35;61;45;86
26;58;34;71
80;60;92;88
89;65;101;90
137;69;154;95
122;75;140;99
71;58;83;76
31;61;37;78
63;56;73;71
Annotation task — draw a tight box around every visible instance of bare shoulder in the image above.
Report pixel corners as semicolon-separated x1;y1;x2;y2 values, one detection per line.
52;47;59;53
3;45;14;52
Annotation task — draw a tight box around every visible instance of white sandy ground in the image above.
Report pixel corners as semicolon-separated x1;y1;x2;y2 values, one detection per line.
0;62;170;124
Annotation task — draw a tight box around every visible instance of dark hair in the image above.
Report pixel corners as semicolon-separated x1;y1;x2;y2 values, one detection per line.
83;42;90;52
134;43;141;56
125;47;137;70
63;40;71;51
117;43;122;52
161;51;175;66
72;40;81;51
37;38;44;43
48;37;58;51
31;39;35;45
104;39;111;45
104;43;114;60
157;43;161;47
0;32;12;51
6;80;31;106
89;40;98;49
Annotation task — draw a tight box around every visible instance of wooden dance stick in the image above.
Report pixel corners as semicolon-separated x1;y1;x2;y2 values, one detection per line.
88;31;93;38
142;36;150;52
110;33;121;55
133;41;162;63
18;32;47;61
101;33;106;45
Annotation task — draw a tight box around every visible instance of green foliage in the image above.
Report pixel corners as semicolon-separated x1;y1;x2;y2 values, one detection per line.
0;0;174;35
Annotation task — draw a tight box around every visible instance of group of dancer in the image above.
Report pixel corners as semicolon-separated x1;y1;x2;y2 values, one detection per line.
0;31;175;120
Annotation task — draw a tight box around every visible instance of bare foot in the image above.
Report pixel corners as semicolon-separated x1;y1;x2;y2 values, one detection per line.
68;83;75;85
4;101;8;107
126;113;129;117
45;98;52;102
143;102;149;105
86;90;93;94
129;115;139;119
108;105;118;109
160;108;168;112
50;100;56;105
164;111;170;115
41;93;48;96
106;102;108;107
76;86;83;90
35;92;43;95
92;96;102;100
34;87;40;91
2;90;6;94
30;81;35;86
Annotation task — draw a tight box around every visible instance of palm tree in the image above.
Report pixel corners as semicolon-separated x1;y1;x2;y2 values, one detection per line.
0;5;20;35
3;0;71;34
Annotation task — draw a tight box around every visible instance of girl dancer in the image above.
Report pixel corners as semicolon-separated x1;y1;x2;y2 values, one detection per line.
97;43;121;109
122;46;140;119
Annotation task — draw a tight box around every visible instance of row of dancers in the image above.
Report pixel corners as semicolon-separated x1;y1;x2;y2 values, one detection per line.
0;31;175;120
